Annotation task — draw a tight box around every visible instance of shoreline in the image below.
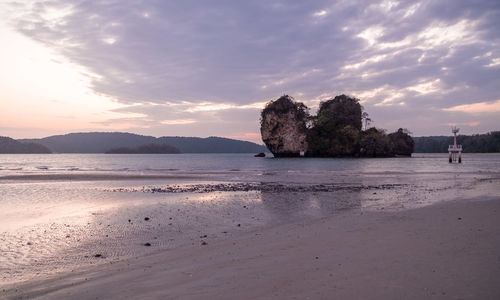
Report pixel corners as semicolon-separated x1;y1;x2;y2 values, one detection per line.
3;195;500;299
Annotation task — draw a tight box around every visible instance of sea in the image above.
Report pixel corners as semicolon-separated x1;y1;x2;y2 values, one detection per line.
1;153;499;284
1;152;500;174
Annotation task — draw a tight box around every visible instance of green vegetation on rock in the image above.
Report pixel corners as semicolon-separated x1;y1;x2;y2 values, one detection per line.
307;95;362;156
359;127;393;157
389;128;415;156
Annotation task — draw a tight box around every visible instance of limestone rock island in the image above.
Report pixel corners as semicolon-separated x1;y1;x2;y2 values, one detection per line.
260;95;309;157
260;95;414;157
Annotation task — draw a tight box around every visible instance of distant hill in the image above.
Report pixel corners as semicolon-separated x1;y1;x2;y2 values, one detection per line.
157;136;267;153
106;143;180;154
19;132;267;153
0;136;51;153
414;131;500;153
20;132;155;153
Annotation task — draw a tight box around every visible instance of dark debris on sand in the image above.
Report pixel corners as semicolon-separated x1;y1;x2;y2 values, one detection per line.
108;182;408;194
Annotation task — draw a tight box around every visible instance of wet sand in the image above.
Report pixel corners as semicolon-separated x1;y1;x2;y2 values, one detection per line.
2;195;500;299
1;170;499;299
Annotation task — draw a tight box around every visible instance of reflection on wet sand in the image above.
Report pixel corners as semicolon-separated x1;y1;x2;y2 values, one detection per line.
259;190;363;221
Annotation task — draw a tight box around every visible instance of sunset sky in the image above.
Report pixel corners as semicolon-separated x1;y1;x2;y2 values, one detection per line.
1;0;499;143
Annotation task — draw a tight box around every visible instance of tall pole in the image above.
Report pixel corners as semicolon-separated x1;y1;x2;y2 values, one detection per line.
453;127;457;147
449;127;462;163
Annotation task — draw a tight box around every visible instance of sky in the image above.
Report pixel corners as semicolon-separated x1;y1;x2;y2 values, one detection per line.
1;0;499;143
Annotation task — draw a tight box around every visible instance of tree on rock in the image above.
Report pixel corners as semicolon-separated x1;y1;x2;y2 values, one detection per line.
388;128;414;156
359;128;393;157
318;95;362;131
307;95;361;156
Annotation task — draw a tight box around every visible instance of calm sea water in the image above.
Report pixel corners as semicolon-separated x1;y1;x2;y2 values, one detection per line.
1;153;500;175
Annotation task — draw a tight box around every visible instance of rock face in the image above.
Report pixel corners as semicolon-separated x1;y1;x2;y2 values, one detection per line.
260;95;309;157
260;94;414;157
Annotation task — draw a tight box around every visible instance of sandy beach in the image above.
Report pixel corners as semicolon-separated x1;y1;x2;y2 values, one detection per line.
2;192;500;299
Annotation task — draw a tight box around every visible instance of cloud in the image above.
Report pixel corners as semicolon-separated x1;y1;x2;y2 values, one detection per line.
313;10;328;17
224;132;262;143
3;0;500;138
447;122;480;127
160;119;197;125
443;99;500;113
186;101;265;113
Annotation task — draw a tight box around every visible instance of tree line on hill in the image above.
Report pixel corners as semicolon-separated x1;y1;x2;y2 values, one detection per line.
413;131;500;153
105;143;180;154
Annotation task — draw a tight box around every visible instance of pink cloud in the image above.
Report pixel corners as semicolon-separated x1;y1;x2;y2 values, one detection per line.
443;99;500;113
446;121;480;127
224;132;262;143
